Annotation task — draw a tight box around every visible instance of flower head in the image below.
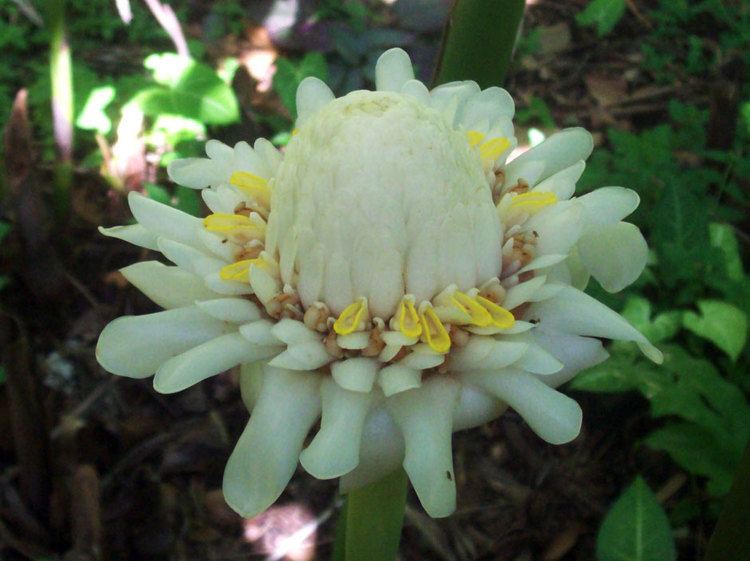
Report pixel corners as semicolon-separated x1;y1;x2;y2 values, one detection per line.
97;48;661;519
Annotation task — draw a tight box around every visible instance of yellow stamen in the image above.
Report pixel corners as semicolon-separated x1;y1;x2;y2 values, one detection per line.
291;128;299;136
466;130;485;147
420;306;451;354
397;297;422;338
229;171;271;208
508;191;558;213
479;137;511;162
453;291;492;327
219;258;265;283
203;213;264;237
333;298;368;335
475;296;515;328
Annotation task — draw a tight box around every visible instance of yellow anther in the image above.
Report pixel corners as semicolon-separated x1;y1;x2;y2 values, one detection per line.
291;128;299;136
229;171;271;208
466;130;485;147
508;191;558;213
203;213;264;236
475;296;516;328
419;306;451;354
333;298;368;335
453;291;492;327
219;258;265;283
397;297;422;338
479;137;511;162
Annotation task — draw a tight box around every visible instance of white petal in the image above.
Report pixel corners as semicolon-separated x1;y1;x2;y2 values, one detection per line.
375;48;415;92
460;87;515;129
239;320;282;346
531;160;585;200
195;298;262;323
336;332;371;350
451;337;528;371
504;128;593;187
526;201;584;256
378;365;422;397
96;307;225;378
128;192;203;247
577;187;640;228
518;254;568;274
387;377;460;518
223;366;321;518
532;329;609;388
269;341;332;371
239;362;265;412
99;224;159;251
254;138;283;175
400;79;431;104
398;345;445;370
158;238;225;277
577;222;648;293
121;261;218;309
205;139;233;161
167;158;219;189
300;378;372;479
452;383;507;431
153;333;281;394
204;271;254;295
516;343;564;375
503;276;547;311
339;405;405;493
468;369;582;444
528;286;662;363
271;318;320;344
296;77;335;125
331;358;380;393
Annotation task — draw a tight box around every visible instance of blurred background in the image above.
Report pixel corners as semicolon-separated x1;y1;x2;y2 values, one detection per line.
0;0;748;559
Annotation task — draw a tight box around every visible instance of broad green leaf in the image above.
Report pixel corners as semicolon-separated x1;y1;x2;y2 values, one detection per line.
683;300;748;361
644;423;737;496
174;186;201;217
144;183;171;206
344;468;407;561
709;223;744;282
76;85;116;134
619;297;681;344
576;0;626;37
136;54;239;125
0;220;10;242
596;477;676;561
570;355;667;395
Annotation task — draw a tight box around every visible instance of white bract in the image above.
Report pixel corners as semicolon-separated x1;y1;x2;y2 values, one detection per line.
97;48;661;519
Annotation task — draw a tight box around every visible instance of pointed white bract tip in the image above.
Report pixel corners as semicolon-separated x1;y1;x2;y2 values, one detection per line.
639;342;664;364
375;48;415;92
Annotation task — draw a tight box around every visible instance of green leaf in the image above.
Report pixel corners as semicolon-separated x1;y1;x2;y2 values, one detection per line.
683;300;748;361
144;183;171;206
570;355;667;395
619;297;681;344
135;53;239;125
596;477;676;561
576;0;627;37
76;85;116;134
272;52;328;116
710;223;744;282
0;220;10;242
174;186;201;217
343;468;407;561
645;423;737;496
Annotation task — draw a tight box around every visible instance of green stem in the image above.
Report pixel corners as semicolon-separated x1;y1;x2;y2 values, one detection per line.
331;468;409;561
47;0;73;219
704;441;750;561
433;0;526;88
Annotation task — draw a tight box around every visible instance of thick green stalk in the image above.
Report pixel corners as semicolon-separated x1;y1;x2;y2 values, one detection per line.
704;442;750;561
433;0;526;88
47;0;73;218
331;468;408;561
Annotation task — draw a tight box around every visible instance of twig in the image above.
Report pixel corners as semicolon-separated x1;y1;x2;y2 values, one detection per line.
142;0;189;57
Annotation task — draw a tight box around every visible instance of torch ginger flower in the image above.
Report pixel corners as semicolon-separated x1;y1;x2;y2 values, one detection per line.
96;48;662;519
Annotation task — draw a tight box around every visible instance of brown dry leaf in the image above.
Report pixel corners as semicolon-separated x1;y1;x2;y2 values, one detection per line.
585;74;628;107
537;23;571;56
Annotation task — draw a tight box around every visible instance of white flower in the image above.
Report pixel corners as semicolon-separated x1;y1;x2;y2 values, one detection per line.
96;48;661;519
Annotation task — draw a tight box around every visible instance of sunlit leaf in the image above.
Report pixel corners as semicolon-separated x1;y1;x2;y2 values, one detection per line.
683;300;748;361
596;477;676;561
76;85;116;134
577;0;627;37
